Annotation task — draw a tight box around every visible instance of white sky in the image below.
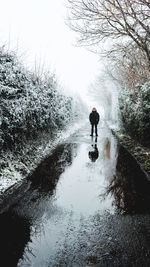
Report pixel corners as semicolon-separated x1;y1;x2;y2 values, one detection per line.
0;0;101;103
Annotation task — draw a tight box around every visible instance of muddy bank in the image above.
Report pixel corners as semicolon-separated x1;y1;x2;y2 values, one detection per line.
112;130;150;180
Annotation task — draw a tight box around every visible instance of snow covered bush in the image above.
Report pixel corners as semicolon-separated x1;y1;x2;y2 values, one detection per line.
0;47;83;150
119;82;150;147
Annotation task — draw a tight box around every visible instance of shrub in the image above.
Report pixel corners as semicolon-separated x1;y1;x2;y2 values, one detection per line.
119;82;150;147
0;47;83;150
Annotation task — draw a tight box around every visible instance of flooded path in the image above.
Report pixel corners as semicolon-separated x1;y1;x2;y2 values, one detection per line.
1;126;150;267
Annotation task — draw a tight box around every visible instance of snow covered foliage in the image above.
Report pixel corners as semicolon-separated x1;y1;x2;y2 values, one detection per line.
0;47;83;150
119;82;150;147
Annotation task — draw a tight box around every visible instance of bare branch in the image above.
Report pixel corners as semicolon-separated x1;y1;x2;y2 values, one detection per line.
67;0;150;63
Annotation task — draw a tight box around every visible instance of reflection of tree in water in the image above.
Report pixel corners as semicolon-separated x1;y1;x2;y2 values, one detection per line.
106;146;150;214
0;211;31;267
11;143;77;226
101;137;115;180
103;137;111;160
0;143;77;266
29;143;77;194
12;143;78;223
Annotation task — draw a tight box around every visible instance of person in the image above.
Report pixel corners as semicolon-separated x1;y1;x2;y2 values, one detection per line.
88;144;99;162
89;107;100;136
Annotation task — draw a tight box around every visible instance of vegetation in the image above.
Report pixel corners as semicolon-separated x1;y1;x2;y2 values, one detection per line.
0;47;83;150
112;130;150;177
119;82;150;147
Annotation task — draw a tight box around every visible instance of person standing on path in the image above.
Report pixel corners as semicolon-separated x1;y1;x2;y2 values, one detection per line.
89;107;100;136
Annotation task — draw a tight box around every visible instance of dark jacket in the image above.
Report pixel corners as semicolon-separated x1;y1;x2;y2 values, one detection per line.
89;111;100;125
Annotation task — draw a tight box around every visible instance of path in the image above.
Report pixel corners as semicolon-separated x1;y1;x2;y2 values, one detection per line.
1;126;150;267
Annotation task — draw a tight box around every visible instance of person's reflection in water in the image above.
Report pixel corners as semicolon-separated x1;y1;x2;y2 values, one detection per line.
105;146;150;214
89;137;99;162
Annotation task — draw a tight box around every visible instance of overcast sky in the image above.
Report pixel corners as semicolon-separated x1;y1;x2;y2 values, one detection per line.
0;0;101;103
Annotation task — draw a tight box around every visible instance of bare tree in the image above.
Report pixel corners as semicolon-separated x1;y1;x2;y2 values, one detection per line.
105;42;150;88
67;0;150;64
